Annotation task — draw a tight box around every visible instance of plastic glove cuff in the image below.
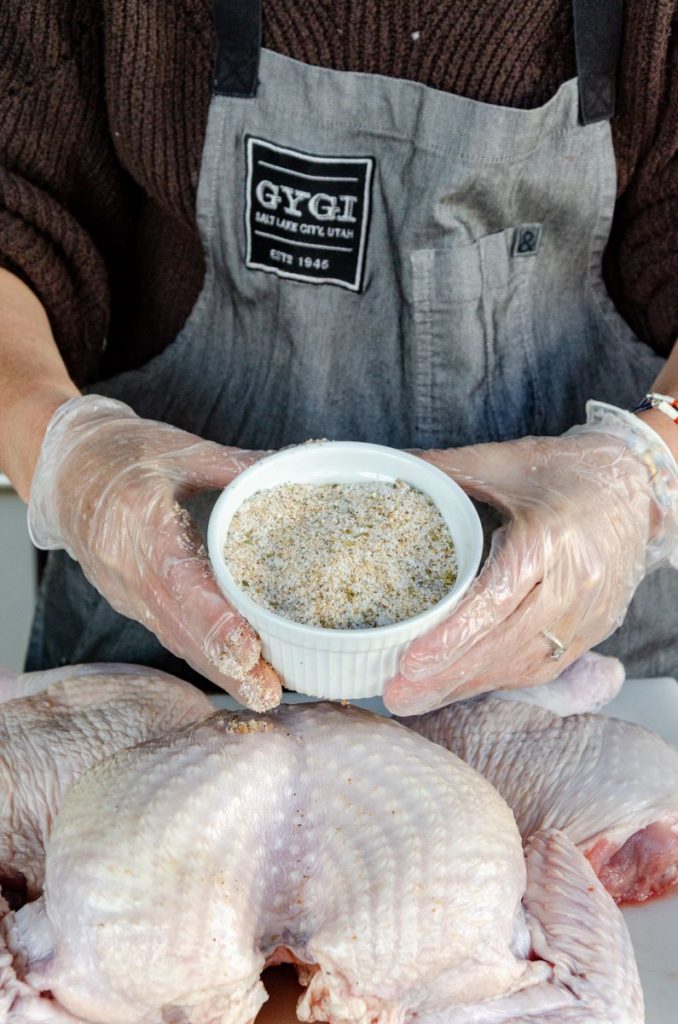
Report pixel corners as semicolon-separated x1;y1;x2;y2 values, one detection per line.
582;400;678;570
27;394;139;551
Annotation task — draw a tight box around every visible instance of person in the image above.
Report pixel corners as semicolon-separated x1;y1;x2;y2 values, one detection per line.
0;0;676;714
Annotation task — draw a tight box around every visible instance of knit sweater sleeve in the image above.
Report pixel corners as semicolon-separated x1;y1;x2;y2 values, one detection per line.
0;2;133;385
606;2;678;358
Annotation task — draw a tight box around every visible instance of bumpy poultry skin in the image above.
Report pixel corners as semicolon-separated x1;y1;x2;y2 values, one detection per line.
1;704;642;1024
0;663;212;896
407;698;678;902
492;651;625;716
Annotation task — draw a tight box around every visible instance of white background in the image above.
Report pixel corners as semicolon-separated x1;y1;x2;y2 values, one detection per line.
0;475;35;669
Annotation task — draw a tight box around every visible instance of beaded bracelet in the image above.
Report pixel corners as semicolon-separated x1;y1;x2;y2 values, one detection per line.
633;392;678;425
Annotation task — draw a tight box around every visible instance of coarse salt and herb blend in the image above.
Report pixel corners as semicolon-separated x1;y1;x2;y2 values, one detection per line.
223;479;457;629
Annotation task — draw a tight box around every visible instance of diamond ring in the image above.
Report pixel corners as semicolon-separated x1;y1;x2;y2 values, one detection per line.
542;630;567;662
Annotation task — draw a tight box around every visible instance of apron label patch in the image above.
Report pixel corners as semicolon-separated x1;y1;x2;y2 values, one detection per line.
512;224;542;256
245;136;374;291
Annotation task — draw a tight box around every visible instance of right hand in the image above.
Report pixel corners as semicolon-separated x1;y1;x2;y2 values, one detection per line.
28;395;282;709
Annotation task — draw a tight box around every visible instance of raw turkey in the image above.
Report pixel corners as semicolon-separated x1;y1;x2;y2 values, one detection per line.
0;703;641;1024
0;663;212;898
407;697;678;902
491;651;625;715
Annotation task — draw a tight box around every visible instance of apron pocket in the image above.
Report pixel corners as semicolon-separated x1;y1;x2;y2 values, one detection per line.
410;225;544;448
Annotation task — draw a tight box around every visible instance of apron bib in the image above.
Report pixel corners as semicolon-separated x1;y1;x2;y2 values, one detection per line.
27;0;677;682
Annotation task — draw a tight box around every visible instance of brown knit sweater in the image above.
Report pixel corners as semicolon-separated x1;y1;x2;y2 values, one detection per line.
1;1;676;386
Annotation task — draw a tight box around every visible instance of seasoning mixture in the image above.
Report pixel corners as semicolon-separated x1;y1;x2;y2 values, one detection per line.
224;480;457;629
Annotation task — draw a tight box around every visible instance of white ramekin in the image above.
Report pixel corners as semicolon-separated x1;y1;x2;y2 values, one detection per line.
207;442;483;700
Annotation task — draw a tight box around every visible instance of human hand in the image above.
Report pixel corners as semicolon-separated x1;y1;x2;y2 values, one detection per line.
28;395;281;709
385;403;678;715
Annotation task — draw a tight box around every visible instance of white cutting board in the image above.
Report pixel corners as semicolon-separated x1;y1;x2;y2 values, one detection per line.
212;678;678;1023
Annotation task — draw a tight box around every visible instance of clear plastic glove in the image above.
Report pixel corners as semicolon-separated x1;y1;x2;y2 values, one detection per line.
28;395;282;710
384;402;678;715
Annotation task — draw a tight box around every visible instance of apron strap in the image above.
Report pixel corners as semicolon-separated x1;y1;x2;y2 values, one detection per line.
210;0;622;117
573;0;624;124
212;0;262;97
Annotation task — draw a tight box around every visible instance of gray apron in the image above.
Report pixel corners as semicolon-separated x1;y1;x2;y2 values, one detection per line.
27;0;677;683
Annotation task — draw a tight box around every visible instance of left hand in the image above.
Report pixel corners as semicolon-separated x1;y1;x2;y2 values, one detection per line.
383;427;670;715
